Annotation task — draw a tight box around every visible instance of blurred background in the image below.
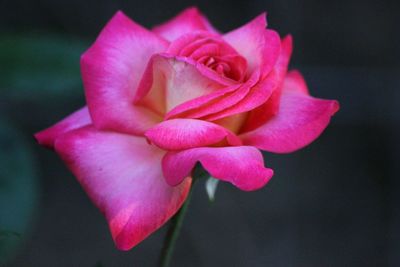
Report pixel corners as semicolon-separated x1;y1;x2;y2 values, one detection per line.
0;0;399;266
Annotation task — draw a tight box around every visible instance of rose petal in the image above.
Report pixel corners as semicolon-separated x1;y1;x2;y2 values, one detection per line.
170;35;291;124
240;76;340;153
166;31;222;56
164;35;290;122
260;29;282;78
238;87;281;133
162;146;273;191
54;126;191;250
164;82;241;119
165;69;259;120
34;106;91;148
165;31;247;83
203;70;276;121
81;11;168;135
135;54;225;114
145;119;242;151
223;13;281;76
282;70;309;95
238;35;294;132
213;113;247;133
152;7;218;41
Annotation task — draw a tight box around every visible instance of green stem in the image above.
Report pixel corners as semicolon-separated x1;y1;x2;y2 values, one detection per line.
159;179;196;267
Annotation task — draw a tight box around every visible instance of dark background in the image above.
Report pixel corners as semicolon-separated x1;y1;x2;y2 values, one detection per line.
0;0;399;266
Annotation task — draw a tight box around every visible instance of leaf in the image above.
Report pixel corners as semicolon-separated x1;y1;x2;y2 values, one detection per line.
0;118;39;265
205;177;219;202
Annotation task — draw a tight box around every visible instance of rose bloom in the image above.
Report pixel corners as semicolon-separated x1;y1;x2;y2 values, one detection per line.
35;7;339;250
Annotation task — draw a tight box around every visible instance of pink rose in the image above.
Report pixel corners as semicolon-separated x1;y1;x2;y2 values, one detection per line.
35;7;339;250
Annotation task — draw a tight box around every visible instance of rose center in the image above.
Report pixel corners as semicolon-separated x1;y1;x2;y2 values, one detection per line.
168;32;248;82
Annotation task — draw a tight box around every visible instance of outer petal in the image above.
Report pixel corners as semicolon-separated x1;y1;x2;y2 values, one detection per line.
223;14;281;76
145;119;242;151
54;126;191;250
240;76;340;153
152;7;218;41
282;70;309;94
81;11;168;135
162;146;273;191
34;106;91;148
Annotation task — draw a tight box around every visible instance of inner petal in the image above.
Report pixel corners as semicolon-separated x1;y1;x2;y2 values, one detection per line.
189;43;219;59
166;31;247;82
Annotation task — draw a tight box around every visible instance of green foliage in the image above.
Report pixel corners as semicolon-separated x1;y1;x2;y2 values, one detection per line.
0;34;90;264
0;35;88;101
0;119;39;264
